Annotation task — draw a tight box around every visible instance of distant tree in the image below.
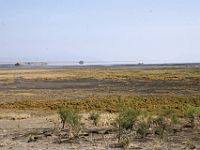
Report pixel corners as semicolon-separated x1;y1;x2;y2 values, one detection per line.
15;62;20;66
138;62;144;65
79;60;84;65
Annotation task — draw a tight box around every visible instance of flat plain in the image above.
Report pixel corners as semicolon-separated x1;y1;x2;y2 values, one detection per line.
0;65;200;149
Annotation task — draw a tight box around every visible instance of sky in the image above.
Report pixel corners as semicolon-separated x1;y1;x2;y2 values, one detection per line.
0;0;200;63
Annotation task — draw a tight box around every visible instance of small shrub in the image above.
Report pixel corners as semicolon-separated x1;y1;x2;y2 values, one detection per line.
184;139;196;149
154;108;181;137
185;106;200;118
153;116;167;138
58;107;81;137
186;108;195;119
171;114;178;124
120;137;130;149
89;112;101;126
161;108;173;117
185;106;200;128
155;108;179;136
116;107;140;141
137;121;150;138
117;108;140;130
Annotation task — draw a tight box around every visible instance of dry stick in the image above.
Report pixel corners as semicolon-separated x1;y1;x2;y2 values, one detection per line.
89;133;93;147
91;132;96;147
103;133;111;149
93;133;97;147
102;134;107;149
91;133;96;147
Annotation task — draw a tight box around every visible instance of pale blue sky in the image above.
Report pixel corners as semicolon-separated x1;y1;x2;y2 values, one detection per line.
0;0;200;63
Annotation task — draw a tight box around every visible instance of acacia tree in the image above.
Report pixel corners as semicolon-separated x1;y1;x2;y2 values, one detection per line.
79;60;84;65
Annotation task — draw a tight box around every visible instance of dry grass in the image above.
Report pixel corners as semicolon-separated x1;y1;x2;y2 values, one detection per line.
0;67;199;116
0;67;200;81
0;95;199;116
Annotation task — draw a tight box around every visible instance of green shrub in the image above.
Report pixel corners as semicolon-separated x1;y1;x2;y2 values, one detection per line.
89;112;101;126
185;106;200;118
171;114;178;124
154;108;177;137
161;108;173;117
116;107;140;141
154;109;180;137
185;106;200;128
117;108;140;130
137;121;150;138
58;107;81;137
153;116;167;138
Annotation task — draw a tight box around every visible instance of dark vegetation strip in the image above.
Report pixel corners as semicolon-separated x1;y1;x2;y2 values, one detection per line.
0;95;199;116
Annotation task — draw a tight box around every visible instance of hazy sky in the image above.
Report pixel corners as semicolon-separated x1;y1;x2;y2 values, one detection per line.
0;0;200;63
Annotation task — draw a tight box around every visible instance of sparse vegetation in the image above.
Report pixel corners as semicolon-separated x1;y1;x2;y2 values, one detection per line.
0;67;200;149
117;108;140;130
151;108;182;138
1;67;200;81
0;67;199;116
136;121;150;138
161;108;173;117
89;112;101;126
58;107;81;137
185;106;200;118
152;116;166;138
185;106;200;128
1;95;200;116
171;114;178;124
116;106;140;141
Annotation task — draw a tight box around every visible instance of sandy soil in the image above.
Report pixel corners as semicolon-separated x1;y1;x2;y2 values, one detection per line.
0;110;200;150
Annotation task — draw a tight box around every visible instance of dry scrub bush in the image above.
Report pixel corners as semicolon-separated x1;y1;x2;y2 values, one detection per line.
185;106;200;128
116;106;140;142
136;119;151;139
58;107;81;137
152;108;180;138
152;116;167;138
89;112;101;126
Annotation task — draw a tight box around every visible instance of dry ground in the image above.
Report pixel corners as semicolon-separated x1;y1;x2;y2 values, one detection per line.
0;65;200;149
0;110;200;150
